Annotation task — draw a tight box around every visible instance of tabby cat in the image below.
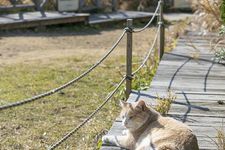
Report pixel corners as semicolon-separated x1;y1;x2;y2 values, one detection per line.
102;100;199;150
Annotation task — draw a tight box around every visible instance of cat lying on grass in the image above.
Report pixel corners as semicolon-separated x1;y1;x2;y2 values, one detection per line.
102;100;199;150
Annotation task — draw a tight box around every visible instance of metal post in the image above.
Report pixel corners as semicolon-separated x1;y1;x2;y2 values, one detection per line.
78;0;85;12
112;0;117;11
95;0;101;9
158;0;165;60
126;19;133;99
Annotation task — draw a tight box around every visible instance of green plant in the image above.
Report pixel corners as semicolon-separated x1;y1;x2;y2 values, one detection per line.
155;91;176;115
132;54;158;91
212;25;225;60
215;48;225;60
221;0;225;23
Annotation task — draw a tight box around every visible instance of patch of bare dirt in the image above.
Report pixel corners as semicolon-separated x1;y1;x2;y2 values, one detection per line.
0;27;157;65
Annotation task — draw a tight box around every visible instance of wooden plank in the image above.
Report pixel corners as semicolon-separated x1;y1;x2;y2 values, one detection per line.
89;11;157;24
0;12;89;30
149;85;225;93
0;10;157;29
132;90;225;100
102;31;225;150
103;119;220;149
0;4;35;11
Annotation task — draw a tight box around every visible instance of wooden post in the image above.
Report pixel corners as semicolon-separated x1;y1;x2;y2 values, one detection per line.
95;0;101;9
126;19;133;99
158;0;165;60
112;0;117;11
79;0;85;12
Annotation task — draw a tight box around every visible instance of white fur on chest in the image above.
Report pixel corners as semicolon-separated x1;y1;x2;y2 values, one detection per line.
136;136;155;150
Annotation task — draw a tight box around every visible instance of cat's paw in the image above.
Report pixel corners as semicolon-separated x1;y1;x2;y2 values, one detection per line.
102;135;117;146
102;136;110;144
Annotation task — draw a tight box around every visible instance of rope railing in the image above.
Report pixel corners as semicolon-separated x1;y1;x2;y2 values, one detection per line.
47;33;160;149
1;0;165;149
0;30;126;111
0;0;163;111
47;25;161;150
132;26;160;75
133;2;160;33
48;76;126;150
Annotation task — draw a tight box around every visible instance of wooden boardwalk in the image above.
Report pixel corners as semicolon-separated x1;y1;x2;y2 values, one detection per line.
0;11;155;30
0;12;89;30
102;32;225;150
89;11;155;24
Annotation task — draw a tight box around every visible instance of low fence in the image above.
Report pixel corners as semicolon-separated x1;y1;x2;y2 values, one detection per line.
0;0;117;13
0;0;165;149
0;0;47;16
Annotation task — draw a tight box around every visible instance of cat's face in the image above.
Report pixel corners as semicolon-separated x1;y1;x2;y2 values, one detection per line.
120;100;149;131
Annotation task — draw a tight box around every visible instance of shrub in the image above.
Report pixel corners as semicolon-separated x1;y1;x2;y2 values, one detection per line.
221;0;225;23
191;0;222;33
213;25;225;61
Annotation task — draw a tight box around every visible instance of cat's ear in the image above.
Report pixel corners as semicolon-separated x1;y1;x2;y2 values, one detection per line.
135;100;146;111
120;100;133;109
120;100;127;107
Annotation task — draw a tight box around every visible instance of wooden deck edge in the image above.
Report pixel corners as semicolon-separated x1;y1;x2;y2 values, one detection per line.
89;11;158;25
0;10;156;30
0;12;90;30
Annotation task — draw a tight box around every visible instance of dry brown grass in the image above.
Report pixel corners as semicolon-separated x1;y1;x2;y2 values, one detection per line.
191;0;222;33
155;91;176;116
165;20;189;52
216;127;225;150
0;0;33;5
0;25;160;149
0;0;11;5
208;124;225;150
0;18;185;150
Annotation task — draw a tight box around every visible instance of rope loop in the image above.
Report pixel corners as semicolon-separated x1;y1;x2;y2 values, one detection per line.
125;27;133;33
125;75;134;80
158;21;163;26
159;0;164;5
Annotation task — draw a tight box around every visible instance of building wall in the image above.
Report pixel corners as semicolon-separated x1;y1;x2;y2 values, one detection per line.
173;0;191;8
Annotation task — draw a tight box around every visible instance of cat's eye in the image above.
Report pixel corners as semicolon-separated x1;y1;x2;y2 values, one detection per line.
122;116;125;119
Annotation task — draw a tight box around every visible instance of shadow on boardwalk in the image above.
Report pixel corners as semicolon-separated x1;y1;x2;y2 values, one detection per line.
102;31;225;150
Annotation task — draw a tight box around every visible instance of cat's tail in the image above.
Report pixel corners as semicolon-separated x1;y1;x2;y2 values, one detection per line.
184;134;199;150
192;135;200;150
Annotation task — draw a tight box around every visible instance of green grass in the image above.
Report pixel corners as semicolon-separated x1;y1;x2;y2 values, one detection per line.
0;47;160;149
0;55;125;149
0;20;186;149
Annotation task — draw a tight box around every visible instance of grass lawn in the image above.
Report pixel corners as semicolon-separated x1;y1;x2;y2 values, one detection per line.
0;56;124;149
0;23;161;149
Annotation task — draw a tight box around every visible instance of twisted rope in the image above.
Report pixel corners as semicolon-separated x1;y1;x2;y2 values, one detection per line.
0;30;126;111
132;26;160;75
47;24;159;148
133;2;160;33
48;77;126;150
